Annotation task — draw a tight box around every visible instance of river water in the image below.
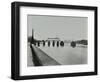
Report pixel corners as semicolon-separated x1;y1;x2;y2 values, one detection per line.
37;43;87;65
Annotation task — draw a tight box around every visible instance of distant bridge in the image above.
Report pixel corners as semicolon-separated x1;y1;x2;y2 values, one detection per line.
28;29;79;48
34;39;64;47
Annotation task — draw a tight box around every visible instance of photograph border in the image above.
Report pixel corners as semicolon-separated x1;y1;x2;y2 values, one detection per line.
11;1;98;80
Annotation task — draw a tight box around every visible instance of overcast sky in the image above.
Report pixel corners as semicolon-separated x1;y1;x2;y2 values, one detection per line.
27;15;87;41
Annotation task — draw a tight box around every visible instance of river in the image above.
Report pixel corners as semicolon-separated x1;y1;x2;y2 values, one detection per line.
37;43;87;65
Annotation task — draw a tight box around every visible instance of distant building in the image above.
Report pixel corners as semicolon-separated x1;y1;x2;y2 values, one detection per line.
46;37;60;41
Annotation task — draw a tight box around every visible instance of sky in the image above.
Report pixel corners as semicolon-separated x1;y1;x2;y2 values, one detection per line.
27;15;87;41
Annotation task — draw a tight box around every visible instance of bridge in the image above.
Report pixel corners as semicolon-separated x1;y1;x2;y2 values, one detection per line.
34;39;64;47
29;29;65;47
28;29;87;47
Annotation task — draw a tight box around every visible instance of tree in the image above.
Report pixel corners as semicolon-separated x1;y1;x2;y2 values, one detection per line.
71;41;76;48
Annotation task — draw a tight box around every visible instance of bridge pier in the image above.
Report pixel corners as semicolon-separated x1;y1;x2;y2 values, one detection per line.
37;42;40;47
43;41;45;46
57;41;59;47
52;41;55;47
48;41;50;47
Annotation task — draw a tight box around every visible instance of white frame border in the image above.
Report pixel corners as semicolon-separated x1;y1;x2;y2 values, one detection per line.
20;6;95;76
